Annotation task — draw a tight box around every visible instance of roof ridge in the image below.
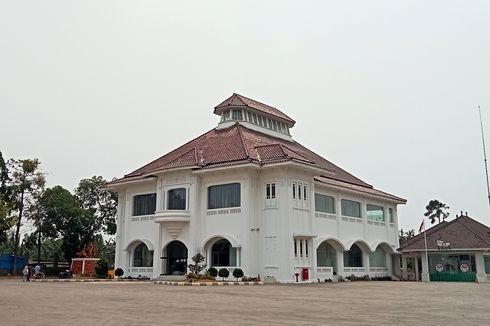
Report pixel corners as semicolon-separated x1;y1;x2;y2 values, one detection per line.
281;144;313;162
236;124;250;159
400;221;451;248
147;148;197;173
457;216;490;246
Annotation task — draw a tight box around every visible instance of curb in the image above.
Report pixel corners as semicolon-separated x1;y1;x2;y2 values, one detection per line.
154;281;264;286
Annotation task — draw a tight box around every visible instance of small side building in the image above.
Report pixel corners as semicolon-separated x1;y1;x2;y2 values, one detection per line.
399;213;490;283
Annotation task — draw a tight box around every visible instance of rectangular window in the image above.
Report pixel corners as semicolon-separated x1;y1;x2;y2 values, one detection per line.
303;186;307;201
315;194;335;214
167;188;186;210
252;113;258;124
367;204;385;222
292;183;296;199
341;199;361;218
389;208;394;223
232;110;243;120
298;184;301;199
133;193;156;216
267;118;272;129
305;240;309;257
272;120;278;131
294;240;297;257
208;183;241;209
221;110;230;122
265;183;276;200
484;256;490;274
299;240;303;257
247;111;252;122
258;115;263;126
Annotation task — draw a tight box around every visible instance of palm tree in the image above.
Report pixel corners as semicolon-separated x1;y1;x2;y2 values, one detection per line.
424;200;450;224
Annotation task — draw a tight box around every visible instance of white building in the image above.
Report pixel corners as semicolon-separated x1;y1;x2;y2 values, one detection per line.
107;93;406;282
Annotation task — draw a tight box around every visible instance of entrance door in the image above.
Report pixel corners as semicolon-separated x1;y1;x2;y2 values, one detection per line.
164;241;188;275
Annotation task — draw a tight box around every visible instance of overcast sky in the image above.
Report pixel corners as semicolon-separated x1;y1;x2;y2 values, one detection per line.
1;1;490;231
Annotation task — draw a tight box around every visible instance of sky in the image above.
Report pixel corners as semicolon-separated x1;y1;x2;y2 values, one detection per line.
1;1;490;231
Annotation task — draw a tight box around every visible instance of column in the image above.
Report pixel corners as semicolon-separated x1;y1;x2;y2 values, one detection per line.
475;252;489;283
414;256;419;281
152;224;162;279
401;255;408;280
336;248;344;278
364;250;370;274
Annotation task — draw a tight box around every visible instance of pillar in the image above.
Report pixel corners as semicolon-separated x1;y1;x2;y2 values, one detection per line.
475;252;489;283
401;255;408;280
152;224;162;279
421;253;430;282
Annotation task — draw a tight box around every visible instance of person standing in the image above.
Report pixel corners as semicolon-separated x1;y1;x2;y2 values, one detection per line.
34;264;41;278
22;266;29;282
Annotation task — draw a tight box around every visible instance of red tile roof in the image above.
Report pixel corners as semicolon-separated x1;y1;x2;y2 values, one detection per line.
109;123;374;189
214;93;296;127
399;215;490;251
314;176;406;203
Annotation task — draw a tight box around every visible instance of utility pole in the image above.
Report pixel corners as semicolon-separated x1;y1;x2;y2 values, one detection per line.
478;105;490;208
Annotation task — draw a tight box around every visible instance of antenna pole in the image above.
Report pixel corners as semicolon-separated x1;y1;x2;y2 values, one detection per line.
478;105;490;208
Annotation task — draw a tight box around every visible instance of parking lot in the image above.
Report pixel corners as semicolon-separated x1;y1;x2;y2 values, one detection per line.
0;280;488;326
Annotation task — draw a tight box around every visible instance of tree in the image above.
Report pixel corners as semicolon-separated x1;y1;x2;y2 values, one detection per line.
0;151;14;244
398;229;415;244
39;178;117;261
424;200;450;224
187;253;207;275
39;186;89;260
7;158;45;274
74;176;117;242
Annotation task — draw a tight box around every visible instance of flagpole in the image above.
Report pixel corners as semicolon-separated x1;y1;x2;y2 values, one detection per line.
478;105;490;208
423;225;430;283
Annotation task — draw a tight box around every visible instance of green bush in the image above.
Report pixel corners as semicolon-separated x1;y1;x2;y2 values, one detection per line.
218;268;229;280
232;268;244;280
115;268;124;278
207;267;218;278
96;260;109;278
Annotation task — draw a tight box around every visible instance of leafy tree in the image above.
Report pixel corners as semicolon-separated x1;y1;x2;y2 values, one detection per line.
39;178;117;260
218;268;229;280
0;151;13;244
187;253;206;275
7;158;45;274
424;200;450;224
75;176;117;239
398;229;415;244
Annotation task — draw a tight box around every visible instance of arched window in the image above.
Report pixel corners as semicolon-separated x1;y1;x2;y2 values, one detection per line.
344;244;363;267
211;239;236;267
369;247;387;267
133;243;153;267
317;242;337;271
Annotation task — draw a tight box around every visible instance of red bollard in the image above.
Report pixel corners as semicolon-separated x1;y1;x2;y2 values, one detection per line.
294;272;300;282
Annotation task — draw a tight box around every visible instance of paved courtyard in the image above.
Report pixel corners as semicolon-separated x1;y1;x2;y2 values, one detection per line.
0;280;489;326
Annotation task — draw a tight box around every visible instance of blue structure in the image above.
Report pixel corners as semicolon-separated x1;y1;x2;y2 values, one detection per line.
0;254;26;275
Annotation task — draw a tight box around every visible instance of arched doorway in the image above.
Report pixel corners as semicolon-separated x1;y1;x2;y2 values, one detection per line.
344;243;364;267
132;242;153;267
317;241;338;273
162;241;188;275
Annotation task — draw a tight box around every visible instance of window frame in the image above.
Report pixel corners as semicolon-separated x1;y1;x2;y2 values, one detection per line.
207;182;241;210
132;193;157;216
315;193;336;214
341;199;361;218
166;187;187;211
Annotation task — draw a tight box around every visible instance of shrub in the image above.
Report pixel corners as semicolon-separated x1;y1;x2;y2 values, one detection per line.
186;272;198;280
218;268;229;280
187;253;207;276
207;267;218;278
96;260;109;279
232;268;244;280
115;268;124;278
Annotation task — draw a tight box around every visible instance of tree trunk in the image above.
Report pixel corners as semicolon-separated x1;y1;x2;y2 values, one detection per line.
12;190;24;275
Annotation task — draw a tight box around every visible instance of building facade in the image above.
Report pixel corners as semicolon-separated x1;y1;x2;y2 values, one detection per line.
107;93;406;282
399;213;490;283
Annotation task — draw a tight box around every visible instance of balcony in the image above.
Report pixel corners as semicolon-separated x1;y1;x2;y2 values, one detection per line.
153;210;190;240
153;210;191;223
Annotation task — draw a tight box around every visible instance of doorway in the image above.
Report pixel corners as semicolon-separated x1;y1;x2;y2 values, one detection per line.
162;241;188;275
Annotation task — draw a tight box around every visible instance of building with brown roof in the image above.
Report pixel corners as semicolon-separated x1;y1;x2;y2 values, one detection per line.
399;213;490;283
107;93;406;282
